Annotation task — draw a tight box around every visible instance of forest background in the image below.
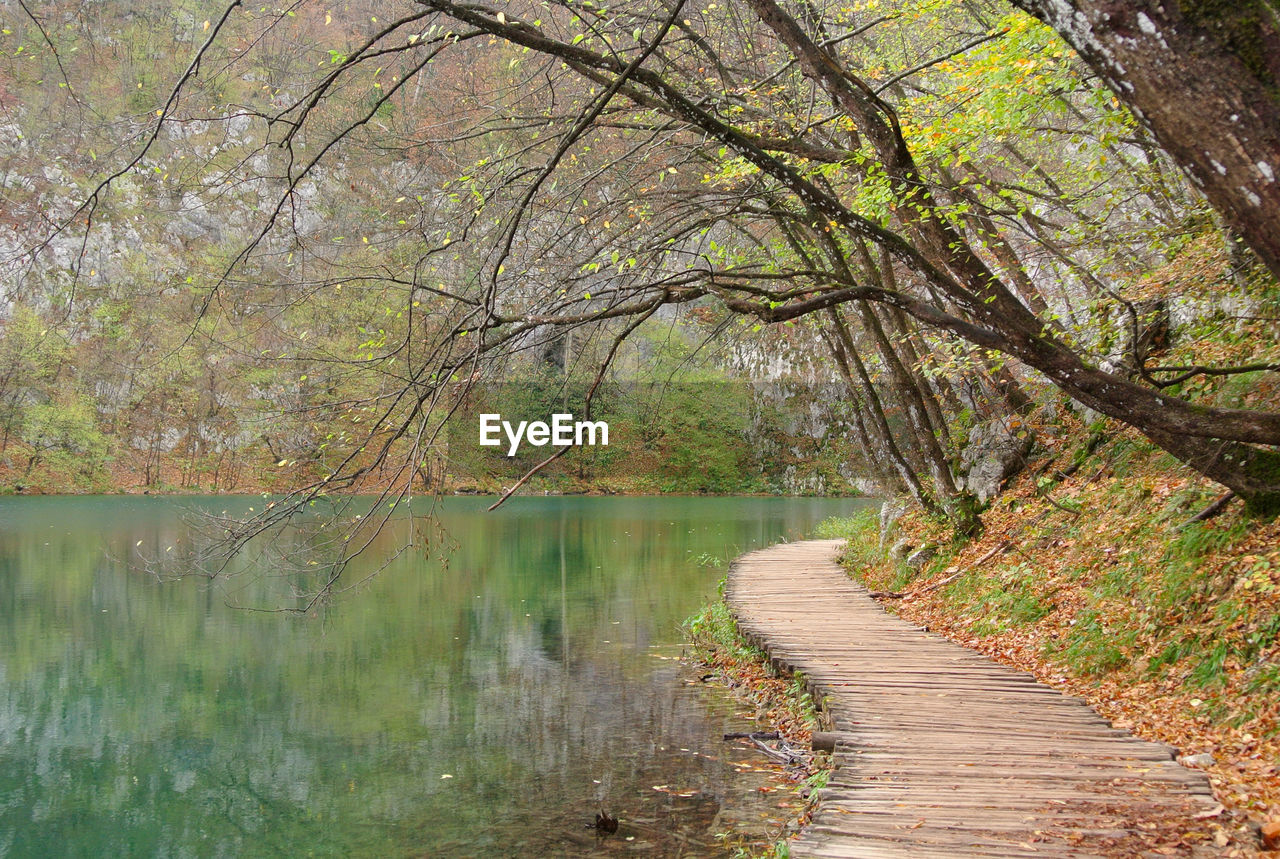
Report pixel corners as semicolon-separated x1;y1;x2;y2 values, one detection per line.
2;0;1277;515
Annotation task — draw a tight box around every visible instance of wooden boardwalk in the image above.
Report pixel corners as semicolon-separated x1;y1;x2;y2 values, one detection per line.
725;540;1217;858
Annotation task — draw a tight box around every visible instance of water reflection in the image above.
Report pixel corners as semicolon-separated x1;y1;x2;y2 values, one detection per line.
0;495;866;856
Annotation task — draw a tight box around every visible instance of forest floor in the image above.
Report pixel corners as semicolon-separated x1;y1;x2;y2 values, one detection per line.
825;424;1280;854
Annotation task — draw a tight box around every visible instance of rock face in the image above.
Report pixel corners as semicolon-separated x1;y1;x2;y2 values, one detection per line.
906;546;936;570
879;497;910;549
888;537;914;563
959;419;1034;504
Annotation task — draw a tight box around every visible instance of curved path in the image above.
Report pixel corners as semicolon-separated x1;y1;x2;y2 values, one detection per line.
726;540;1216;858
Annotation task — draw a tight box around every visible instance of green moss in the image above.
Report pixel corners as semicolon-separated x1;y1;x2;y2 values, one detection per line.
1243;487;1280;519
1239;448;1280;514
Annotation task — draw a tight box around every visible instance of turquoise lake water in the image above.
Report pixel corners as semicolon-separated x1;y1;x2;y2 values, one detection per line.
0;495;866;856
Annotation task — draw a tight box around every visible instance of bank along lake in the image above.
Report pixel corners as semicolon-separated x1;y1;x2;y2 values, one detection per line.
0;495;868;855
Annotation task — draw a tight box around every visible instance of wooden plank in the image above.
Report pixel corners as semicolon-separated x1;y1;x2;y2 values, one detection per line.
724;539;1217;858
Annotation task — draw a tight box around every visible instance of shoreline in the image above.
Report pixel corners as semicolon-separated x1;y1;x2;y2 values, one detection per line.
682;587;832;857
0;484;864;499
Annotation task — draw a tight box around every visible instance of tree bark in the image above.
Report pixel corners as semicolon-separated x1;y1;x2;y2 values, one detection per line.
1008;0;1280;280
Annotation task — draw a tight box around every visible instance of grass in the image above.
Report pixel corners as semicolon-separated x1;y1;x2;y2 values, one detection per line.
732;842;790;859
1049;608;1136;675
683;595;766;663
811;511;877;541
949;561;1054;636
813;510;915;590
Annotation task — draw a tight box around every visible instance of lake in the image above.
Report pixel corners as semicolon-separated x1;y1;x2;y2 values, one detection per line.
0;495;865;856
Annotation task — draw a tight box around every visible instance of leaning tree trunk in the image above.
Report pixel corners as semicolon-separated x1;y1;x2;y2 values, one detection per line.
854;303;968;504
425;0;1280;512
821;230;977;529
743;0;1280;513
824;310;940;516
1008;0;1280;281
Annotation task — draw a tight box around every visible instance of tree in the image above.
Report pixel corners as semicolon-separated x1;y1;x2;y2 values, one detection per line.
11;0;1280;566
328;0;1280;509
1008;0;1280;280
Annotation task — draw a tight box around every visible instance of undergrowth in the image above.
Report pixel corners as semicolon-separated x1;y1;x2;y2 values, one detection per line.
821;421;1280;828
683;583;830;858
683;595;767;663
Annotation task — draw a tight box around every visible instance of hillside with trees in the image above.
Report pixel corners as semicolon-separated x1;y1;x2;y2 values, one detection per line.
3;0;1277;516
0;1;864;496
